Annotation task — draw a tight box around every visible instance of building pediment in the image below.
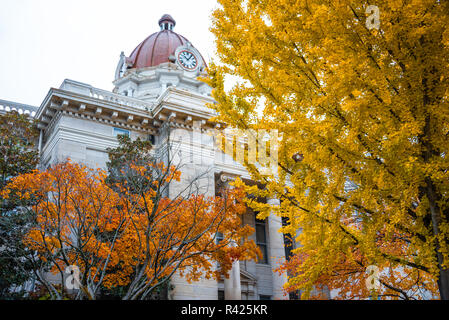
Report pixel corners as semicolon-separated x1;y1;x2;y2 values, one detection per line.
218;268;257;285
240;269;258;284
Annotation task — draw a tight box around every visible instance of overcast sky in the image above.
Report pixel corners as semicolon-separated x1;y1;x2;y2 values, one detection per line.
0;0;219;107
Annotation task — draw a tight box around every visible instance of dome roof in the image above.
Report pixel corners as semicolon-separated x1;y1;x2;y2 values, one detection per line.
126;15;204;70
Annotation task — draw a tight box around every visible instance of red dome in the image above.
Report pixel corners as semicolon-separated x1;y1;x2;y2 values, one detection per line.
126;15;203;69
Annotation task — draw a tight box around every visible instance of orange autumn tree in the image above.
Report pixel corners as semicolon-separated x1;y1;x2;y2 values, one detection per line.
2;160;259;300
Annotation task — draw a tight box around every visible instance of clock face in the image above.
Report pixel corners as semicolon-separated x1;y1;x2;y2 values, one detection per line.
178;50;198;70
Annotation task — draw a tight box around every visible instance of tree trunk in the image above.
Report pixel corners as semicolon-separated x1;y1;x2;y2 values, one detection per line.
426;177;449;300
437;269;449;300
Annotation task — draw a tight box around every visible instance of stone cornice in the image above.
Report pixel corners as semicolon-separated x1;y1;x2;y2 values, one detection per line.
152;86;217;127
36;80;218;135
36;89;155;132
113;62;207;87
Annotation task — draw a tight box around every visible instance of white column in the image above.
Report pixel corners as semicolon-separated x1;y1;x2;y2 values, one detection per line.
224;242;241;300
267;198;289;300
192;121;203;165
38;129;43;155
160;83;167;95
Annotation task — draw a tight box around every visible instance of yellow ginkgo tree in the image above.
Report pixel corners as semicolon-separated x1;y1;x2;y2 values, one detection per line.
206;0;449;299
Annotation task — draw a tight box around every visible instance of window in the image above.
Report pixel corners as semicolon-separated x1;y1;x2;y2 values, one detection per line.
282;217;294;261
113;128;130;137
216;232;224;244
259;295;271;300
255;217;268;264
149;134;156;145
161;23;173;31
215;232;225;268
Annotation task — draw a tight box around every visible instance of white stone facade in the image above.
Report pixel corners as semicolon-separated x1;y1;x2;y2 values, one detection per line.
2;18;288;300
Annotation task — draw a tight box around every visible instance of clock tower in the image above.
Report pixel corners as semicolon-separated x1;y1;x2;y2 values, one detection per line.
113;14;210;102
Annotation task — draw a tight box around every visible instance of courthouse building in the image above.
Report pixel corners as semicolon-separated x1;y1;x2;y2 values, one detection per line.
0;15;287;300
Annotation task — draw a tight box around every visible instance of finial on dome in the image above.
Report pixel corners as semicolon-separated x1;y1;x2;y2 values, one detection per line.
159;14;176;31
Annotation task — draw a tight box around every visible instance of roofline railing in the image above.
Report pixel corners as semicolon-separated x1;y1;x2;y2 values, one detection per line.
0;99;38;117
